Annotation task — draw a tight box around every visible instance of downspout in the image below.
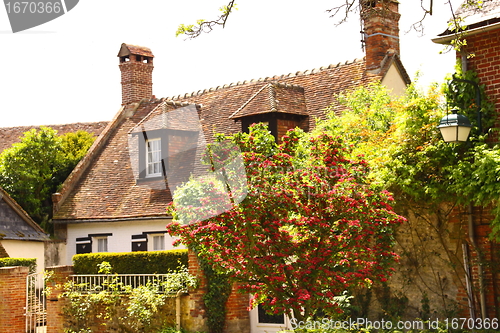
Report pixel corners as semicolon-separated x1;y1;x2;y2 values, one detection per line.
468;204;487;319
461;56;487;319
462;242;476;319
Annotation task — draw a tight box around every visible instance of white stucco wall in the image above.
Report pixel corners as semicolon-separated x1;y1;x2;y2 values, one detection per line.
381;63;408;97
65;219;184;265
1;240;45;273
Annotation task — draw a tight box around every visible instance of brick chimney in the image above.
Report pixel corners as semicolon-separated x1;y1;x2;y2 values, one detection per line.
118;43;154;105
361;0;400;70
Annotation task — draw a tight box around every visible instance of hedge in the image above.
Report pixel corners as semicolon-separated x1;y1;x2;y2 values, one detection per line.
0;258;37;273
73;249;188;274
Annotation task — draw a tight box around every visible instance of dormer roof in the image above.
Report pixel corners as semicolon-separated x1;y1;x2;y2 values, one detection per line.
229;83;307;119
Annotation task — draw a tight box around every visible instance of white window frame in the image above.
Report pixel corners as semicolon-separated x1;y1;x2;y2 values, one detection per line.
148;234;165;251
146;138;162;177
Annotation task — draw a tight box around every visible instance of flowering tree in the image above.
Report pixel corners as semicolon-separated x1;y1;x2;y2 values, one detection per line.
167;124;404;320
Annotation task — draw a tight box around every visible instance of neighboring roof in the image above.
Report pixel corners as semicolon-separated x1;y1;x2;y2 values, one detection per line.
379;53;411;85
118;43;154;58
0;243;8;258
0;187;49;241
433;0;500;43
0;121;109;154
53;56;406;222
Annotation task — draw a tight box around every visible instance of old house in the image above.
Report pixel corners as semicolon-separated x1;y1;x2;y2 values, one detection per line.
52;0;409;262
432;0;500;319
48;1;411;332
0;187;49;273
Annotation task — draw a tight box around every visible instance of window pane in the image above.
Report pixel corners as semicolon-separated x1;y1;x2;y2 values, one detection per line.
153;235;165;251
146;139;162;176
97;238;108;252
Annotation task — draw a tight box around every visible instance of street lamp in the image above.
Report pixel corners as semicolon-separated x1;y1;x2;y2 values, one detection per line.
438;75;482;143
438;110;472;143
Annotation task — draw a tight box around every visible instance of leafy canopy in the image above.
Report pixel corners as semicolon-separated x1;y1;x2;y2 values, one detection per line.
0;127;95;229
324;73;500;241
167;123;405;320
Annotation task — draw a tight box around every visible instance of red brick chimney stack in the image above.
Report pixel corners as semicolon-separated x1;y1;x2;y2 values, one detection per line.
118;43;154;105
361;0;400;70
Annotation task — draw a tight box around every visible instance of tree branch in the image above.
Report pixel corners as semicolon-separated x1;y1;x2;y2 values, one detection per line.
176;1;237;39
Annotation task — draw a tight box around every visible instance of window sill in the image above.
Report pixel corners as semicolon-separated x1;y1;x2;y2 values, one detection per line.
136;176;166;184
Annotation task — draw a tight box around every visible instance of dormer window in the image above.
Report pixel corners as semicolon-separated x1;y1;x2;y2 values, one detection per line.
146;138;162;177
133;130;168;183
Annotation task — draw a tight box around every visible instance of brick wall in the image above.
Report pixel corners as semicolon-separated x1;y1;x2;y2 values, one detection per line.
187;249;251;333
0;266;29;333
449;205;500;319
225;283;251;332
464;29;500;143
186;248;208;330
362;0;400;70
455;28;500;319
119;55;154;105
46;265;74;333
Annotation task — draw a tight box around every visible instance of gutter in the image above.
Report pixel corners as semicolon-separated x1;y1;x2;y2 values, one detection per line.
52;215;172;224
432;21;500;44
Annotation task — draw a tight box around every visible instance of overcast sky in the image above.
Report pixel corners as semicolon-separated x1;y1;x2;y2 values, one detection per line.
0;0;461;128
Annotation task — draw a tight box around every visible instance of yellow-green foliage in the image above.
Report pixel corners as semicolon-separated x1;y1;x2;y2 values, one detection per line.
73;250;188;274
0;257;36;273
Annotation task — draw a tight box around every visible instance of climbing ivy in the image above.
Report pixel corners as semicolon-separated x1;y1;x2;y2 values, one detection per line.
197;251;232;333
327;71;500;241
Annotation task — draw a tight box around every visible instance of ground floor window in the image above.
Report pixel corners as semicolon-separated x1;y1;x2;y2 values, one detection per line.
76;233;112;254
258;303;285;324
149;234;165;251
94;237;108;252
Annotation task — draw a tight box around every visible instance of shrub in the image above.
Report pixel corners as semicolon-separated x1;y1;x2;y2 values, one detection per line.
0;257;36;273
73;250;188;274
61;262;197;333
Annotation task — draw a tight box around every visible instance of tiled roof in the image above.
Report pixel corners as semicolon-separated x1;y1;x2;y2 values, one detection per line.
53;56;402;221
435;0;500;38
0;187;49;241
53;100;180;221
455;0;500;23
0;122;109;154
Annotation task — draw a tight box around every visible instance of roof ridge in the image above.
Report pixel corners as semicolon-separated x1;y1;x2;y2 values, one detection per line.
268;84;277;113
169;57;365;101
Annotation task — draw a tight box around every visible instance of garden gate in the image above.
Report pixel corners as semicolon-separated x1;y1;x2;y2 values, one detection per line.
26;272;46;332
